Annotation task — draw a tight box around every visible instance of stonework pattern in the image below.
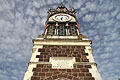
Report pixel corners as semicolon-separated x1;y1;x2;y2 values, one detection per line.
31;45;95;80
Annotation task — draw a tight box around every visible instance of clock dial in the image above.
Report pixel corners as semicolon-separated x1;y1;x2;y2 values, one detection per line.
53;14;71;22
55;15;69;21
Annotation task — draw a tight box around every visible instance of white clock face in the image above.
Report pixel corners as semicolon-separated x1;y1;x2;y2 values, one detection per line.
53;14;71;22
55;15;69;21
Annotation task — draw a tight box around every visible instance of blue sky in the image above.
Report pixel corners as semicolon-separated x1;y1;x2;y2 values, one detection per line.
0;0;120;80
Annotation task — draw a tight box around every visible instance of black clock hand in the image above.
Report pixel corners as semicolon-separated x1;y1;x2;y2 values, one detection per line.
61;17;63;20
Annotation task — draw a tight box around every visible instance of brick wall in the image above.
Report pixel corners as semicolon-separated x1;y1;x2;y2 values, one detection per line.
31;45;95;80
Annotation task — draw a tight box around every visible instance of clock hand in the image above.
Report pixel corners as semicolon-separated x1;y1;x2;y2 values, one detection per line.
61;17;63;20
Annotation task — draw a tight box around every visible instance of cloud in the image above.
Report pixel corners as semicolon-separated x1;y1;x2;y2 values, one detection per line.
0;0;120;80
72;1;82;9
83;14;94;22
85;2;97;11
116;13;120;20
0;0;15;12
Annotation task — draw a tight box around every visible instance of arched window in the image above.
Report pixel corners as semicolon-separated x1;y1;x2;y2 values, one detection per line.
69;25;78;36
47;25;56;35
58;25;66;36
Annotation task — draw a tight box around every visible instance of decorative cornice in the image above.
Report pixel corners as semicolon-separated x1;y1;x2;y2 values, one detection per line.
48;2;76;16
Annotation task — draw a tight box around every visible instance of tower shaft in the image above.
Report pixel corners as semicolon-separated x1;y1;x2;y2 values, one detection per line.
24;3;102;80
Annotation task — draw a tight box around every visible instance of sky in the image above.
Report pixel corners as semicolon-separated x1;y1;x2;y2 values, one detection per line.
0;0;120;80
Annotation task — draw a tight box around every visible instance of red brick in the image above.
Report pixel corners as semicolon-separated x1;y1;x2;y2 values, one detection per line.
47;65;52;68
77;65;83;68
52;75;58;79
85;65;91;68
84;77;95;80
62;74;67;78
61;49;66;52
72;54;76;57
36;68;41;71
76;58;80;62
73;51;79;54
81;55;86;58
71;46;75;48
36;55;40;58
46;77;52;80
57;54;63;57
58;69;66;72
67;69;71;72
79;73;85;76
33;68;41;72
66;49;70;51
51;48;57;51
40;76;45;79
53;72;60;74
73;65;77;68
72;69;79;72
78;77;84;80
41;52;49;55
67;54;72;57
33;72;39;76
76;46;81;49
53;54;57;57
42;69;49;72
37;64;44;67
86;73;92;76
73;77;79;80
50;69;57;72
32;68;37;71
38;48;45;52
62;46;67;48
31;76;39;80
44;59;49;62
81;59;89;62
81;46;85;49
39;59;44;61
45;48;50;52
72;73;77;77
77;54;81;57
39;73;45;76
58;74;63;78
67;75;73;79
56;51;61;53
80;68;89;72
82;53;88;56
46;73;52;76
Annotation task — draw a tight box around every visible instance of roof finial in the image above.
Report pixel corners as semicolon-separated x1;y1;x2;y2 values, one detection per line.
58;2;65;8
60;2;63;5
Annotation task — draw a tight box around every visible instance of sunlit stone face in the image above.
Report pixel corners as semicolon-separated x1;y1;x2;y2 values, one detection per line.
50;57;75;69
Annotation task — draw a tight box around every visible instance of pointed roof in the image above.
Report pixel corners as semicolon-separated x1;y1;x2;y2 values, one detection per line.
48;2;76;16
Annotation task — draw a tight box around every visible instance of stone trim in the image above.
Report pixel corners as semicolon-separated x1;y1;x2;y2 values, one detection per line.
89;65;102;80
33;41;92;46
29;62;97;66
33;39;91;42
24;64;37;80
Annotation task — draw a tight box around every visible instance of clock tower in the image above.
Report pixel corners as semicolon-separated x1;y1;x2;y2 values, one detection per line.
24;3;102;80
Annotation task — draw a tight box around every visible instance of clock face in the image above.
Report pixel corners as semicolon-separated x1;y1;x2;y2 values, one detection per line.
55;15;69;21
53;14;71;22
